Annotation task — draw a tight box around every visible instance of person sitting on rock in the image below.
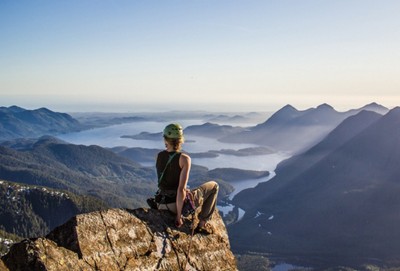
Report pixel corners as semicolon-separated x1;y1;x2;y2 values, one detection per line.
148;123;219;234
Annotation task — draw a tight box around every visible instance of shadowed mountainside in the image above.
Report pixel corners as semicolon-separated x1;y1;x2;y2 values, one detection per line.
230;108;400;268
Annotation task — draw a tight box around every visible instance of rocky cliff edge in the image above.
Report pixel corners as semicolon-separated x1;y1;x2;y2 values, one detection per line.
0;208;237;271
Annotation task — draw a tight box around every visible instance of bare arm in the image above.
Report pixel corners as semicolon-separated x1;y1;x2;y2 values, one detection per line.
175;153;191;227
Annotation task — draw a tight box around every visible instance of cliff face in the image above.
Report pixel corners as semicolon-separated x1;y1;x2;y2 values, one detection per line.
0;208;237;271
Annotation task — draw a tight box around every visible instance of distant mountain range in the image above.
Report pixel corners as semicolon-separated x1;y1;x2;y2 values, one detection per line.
220;102;389;153
229;107;400;268
116;103;388;156
0;106;83;141
185;122;246;138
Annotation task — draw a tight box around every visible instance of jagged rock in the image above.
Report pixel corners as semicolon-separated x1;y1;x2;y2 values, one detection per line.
0;208;237;271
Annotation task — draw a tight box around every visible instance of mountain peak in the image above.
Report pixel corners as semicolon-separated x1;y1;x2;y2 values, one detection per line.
316;103;334;110
280;104;298;112
255;104;299;127
388;106;400;112
365;102;380;107
7;106;26;113
358;102;388;114
382;106;400;119
32;136;68;148
1;208;238;271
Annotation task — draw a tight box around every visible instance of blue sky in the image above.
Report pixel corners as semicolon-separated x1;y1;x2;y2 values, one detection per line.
1;0;400;112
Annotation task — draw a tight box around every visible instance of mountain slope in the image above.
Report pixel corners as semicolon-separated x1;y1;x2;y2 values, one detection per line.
0;106;83;141
234;110;383;208
0;138;156;208
0;137;240;208
220;103;388;154
230;108;400;268
0;180;107;238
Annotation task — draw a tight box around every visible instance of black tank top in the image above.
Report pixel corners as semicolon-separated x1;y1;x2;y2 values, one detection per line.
156;150;182;191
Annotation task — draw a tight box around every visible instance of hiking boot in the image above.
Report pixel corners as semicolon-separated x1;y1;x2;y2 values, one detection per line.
147;198;158;209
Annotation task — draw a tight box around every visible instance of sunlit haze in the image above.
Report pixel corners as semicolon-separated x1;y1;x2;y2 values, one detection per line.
1;0;400;112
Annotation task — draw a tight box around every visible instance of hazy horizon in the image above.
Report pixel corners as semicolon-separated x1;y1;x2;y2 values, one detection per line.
0;100;395;114
1;100;396;114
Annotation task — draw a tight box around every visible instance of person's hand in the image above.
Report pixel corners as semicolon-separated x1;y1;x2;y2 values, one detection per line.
175;216;183;228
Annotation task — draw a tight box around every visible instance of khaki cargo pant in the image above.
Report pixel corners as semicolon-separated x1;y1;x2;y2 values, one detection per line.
158;181;219;222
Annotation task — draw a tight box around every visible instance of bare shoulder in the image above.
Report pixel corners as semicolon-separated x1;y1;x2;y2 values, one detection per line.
179;152;191;165
180;152;191;161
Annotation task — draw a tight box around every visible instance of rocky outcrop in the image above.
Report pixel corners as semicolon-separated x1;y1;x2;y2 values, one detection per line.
0;208;237;271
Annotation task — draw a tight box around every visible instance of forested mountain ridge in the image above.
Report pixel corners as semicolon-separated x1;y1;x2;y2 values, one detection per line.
0;180;107;239
0;106;83;141
0;137;156;208
230;107;400;268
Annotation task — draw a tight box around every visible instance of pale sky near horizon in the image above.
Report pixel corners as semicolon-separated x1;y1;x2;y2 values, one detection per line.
1;0;400;112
